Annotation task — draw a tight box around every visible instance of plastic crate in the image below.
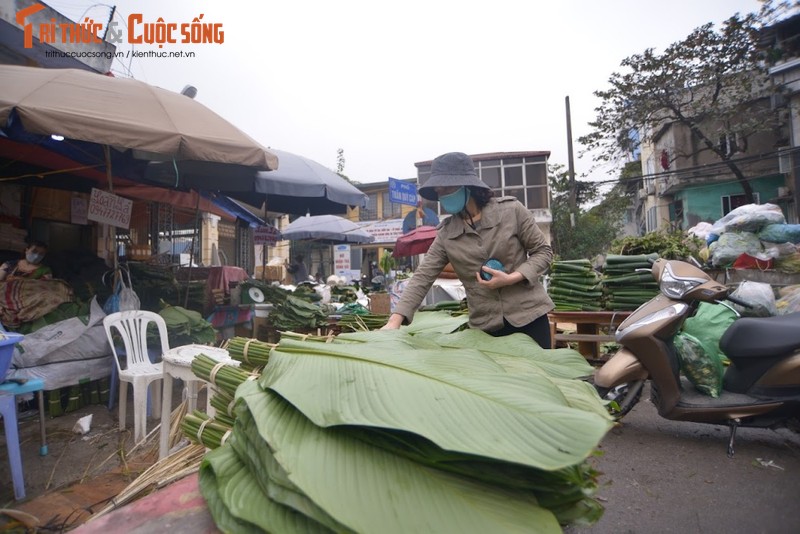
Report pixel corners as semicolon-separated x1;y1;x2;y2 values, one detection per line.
0;332;24;382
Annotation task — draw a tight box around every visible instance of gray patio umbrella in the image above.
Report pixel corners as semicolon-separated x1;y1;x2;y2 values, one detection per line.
281;214;375;244
250;149;368;215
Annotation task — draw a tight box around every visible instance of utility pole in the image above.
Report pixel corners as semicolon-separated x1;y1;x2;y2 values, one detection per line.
565;96;577;227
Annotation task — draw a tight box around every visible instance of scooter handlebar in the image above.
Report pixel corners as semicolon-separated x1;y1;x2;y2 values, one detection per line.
725;294;754;309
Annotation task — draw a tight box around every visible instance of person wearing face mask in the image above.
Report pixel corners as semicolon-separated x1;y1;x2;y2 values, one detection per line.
382;152;554;348
0;241;52;281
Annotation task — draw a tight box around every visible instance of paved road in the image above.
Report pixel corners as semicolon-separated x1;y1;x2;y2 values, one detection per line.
568;384;800;534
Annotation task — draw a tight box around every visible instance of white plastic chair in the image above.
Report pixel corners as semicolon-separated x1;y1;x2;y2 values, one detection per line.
103;310;169;443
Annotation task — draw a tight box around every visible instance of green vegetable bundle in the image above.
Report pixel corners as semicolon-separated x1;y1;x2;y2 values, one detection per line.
199;326;614;532
182;410;233;449
269;295;329;331
601;254;660;311
190;354;253;398
225;336;273;370
548;260;603;311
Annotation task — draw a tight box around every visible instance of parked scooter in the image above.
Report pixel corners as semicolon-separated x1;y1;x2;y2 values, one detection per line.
593;257;800;456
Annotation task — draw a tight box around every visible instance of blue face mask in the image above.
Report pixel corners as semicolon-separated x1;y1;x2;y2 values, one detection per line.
439;187;470;214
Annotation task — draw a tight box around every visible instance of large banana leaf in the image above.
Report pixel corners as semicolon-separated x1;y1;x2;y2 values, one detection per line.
402;310;469;333
262;337;612;470
200;444;330;533
231;408;353;533
237;381;562;533
425;330;594;379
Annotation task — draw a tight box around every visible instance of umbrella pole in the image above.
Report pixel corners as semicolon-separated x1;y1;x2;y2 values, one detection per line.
261;195;267;281
103;145;118;271
183;192;202;308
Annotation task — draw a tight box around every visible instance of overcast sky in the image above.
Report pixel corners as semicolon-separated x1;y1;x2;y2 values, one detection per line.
49;0;767;184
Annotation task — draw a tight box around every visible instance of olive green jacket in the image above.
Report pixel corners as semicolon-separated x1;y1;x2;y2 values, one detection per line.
393;197;554;332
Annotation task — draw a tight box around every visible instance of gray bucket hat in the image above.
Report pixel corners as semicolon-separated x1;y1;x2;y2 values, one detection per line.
418;152;491;201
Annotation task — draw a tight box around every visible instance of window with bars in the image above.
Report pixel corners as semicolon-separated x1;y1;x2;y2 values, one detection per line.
360;193;379;221
721;192;759;215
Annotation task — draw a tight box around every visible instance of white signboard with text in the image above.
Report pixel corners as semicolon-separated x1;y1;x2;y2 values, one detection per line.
87;188;132;229
334;244;352;282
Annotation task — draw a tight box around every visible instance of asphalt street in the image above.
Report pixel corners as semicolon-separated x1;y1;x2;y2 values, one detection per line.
567;384;800;534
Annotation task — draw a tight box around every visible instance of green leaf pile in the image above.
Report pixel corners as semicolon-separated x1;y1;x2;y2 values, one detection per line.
269;295;329;330
548;259;603;311
602;254;660;311
199;323;613;532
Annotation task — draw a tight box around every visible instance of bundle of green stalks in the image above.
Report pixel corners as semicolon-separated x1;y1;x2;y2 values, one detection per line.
190;354;254;398
548;259;603;311
602;254;660;311
225;336;274;370
182;410;233;449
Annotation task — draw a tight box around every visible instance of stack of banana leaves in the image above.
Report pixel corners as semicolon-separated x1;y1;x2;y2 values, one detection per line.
418;298;469;315
198;315;614;532
269;295;329;331
548;259;603;311
602;254;660;311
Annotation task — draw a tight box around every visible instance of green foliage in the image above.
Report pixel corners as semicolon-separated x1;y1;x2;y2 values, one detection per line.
549;164;632;260
578;1;794;202
610;230;704;260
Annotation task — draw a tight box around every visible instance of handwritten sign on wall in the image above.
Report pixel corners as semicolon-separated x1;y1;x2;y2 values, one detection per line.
87;188;132;229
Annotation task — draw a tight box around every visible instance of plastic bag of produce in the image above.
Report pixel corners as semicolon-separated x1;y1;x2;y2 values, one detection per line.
682;302;737;365
709;232;762;267
710;203;785;235
675;332;723;397
758;223;800;244
776;286;800;315
775;252;800;274
729;281;777;317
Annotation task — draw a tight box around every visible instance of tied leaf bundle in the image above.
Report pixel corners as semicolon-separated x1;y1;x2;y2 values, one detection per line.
548;259;603;311
269;295;329;330
225;336;274;370
199;326;613;532
337;312;391;331
602;254;660;311
182;410;232;449
190;354;253;398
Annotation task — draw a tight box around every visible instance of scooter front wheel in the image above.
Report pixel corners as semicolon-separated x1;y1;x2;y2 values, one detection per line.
594;380;645;418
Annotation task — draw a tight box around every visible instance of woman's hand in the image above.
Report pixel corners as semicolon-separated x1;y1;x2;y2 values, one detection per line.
476;267;523;290
381;313;405;330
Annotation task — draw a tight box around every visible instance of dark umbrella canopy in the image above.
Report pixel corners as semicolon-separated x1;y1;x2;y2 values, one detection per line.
250;149;368;215
282;214;375;244
392;225;438;257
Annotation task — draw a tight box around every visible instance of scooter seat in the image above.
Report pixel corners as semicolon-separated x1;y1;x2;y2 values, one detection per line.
720;311;800;359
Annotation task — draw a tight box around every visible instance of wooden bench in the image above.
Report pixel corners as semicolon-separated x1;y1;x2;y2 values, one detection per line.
549;311;632;360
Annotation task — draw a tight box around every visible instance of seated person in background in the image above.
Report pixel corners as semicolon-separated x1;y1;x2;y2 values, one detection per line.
0;241;52;281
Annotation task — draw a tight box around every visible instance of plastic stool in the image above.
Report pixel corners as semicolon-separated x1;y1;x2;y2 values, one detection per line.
0;378;48;500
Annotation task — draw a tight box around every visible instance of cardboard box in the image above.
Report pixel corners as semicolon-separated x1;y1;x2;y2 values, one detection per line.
369;292;391;315
255;265;285;282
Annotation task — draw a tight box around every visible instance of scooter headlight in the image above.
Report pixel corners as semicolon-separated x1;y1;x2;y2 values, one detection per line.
659;264;705;299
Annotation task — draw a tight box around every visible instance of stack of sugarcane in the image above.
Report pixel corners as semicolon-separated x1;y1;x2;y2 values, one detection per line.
602;253;660;311
181;354;254;450
548;259;604;311
198;326;614;532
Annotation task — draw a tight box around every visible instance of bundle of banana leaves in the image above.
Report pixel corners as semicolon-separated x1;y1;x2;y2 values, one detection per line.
225;336;274;370
330;285;359;304
199;322;614;532
418;298;469;315
269;295;329;331
602;254;660;311
336;312;391;331
548;259;603;311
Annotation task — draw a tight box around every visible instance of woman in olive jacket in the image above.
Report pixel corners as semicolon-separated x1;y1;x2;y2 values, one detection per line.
383;152;554;348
